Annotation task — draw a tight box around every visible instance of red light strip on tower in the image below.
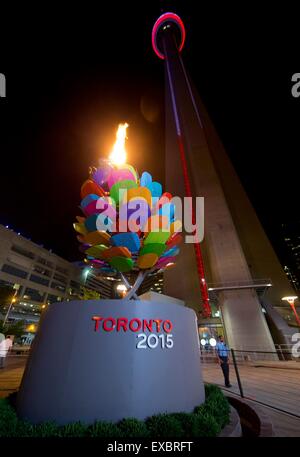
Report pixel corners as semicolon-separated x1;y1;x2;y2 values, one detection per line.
177;136;211;317
162;33;211;317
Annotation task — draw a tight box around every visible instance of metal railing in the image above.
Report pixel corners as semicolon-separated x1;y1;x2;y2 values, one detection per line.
207;278;272;291
201;347;300;417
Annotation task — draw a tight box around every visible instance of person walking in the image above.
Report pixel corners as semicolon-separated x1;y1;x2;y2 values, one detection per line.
0;335;13;369
216;335;232;387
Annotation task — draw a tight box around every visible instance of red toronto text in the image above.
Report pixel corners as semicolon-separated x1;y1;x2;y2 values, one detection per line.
92;316;173;333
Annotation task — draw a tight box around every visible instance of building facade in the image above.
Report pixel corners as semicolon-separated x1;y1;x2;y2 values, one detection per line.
0;225;113;326
137;271;164;296
281;221;300;291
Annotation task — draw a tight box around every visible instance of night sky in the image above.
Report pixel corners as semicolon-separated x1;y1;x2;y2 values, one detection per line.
0;1;299;265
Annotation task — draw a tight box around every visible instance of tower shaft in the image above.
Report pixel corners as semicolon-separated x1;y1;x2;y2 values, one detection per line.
162;27;279;351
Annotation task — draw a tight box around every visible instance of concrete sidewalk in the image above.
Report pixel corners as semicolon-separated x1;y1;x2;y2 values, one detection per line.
202;360;300;436
202;361;300;416
0;356;26;398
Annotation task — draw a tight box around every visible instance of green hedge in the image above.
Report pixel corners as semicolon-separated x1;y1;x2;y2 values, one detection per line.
0;384;230;437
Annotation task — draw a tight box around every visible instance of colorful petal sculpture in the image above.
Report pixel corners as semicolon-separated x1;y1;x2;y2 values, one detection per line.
74;158;182;283
81;180;106;199
111;233;141;252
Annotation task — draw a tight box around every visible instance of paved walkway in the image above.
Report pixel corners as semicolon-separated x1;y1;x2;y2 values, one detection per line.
202;361;300;417
0;356;26;398
202;360;300;436
261;407;300;437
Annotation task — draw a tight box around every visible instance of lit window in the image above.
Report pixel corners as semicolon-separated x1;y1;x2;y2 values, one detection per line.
24;287;45;302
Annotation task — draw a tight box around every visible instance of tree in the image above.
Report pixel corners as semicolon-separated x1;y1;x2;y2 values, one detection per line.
0;319;26;338
79;286;100;300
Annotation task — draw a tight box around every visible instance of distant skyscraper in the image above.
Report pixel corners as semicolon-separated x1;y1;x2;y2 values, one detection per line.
152;12;296;349
281;221;300;290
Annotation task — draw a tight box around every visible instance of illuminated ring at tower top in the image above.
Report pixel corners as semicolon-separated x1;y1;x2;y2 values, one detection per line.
152;12;186;60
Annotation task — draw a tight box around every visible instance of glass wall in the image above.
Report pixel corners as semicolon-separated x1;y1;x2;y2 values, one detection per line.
11;245;35;260
29;274;50;287
32;265;51;277
2;264;28;279
23;287;45;302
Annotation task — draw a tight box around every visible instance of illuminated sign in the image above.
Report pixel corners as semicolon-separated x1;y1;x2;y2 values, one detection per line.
92;316;174;349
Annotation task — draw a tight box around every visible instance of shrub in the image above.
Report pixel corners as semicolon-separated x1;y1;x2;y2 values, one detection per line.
205;383;222;398
29;421;61;437
169;407;222;438
169;412;199;438
146;413;184;438
60;421;88;437
87;421;122;438
204;384;230;428
193;404;205;415
0;399;19;437
192;410;220;437
205;397;230;428
0;384;230;437
118;418;149;438
15;420;38;437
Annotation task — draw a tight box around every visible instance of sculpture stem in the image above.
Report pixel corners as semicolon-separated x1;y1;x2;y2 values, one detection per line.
124;271;148;300
119;272;139;300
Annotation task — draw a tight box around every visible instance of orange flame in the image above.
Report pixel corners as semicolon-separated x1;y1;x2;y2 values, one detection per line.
109;123;129;166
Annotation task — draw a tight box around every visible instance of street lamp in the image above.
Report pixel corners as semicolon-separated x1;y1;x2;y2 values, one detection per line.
3;284;20;327
26;324;36;333
282;296;300;327
83;267;92;285
116;284;127;298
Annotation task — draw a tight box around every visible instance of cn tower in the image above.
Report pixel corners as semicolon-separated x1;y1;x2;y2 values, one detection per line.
152;12;295;351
